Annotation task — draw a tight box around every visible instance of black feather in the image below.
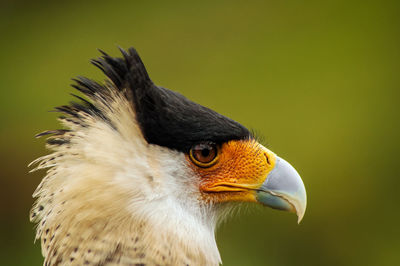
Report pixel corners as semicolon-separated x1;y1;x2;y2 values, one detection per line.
46;138;70;146
102;47;251;152
50;47;252;152
35;130;71;138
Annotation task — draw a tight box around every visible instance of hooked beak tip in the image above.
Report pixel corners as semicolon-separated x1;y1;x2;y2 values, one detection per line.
256;156;307;223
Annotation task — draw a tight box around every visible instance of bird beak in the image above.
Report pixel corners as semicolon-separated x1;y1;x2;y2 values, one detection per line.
256;152;307;223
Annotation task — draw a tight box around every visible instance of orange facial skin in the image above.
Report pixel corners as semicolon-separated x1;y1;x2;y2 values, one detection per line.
187;139;276;204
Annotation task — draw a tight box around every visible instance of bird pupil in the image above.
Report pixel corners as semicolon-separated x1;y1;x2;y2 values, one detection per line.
201;148;210;157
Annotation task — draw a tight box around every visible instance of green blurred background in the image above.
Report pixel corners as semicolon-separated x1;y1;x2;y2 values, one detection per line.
1;0;399;265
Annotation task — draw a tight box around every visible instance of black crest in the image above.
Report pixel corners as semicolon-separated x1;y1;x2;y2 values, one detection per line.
53;47;252;153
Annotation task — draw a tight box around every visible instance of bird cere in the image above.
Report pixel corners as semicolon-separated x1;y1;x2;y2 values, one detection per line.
30;47;307;265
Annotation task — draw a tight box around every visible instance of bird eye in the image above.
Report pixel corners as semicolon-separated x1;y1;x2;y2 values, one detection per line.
189;142;219;167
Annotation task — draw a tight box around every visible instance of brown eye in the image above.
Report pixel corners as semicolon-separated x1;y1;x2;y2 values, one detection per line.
189;142;219;167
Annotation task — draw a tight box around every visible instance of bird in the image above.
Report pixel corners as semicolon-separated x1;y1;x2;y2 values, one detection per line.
30;47;307;266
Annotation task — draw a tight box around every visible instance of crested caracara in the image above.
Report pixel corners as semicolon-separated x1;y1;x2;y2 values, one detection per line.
30;47;306;265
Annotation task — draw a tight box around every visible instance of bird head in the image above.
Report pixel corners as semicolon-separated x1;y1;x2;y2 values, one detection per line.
30;47;306;265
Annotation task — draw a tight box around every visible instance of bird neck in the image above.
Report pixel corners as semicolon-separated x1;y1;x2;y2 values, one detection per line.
35;171;221;265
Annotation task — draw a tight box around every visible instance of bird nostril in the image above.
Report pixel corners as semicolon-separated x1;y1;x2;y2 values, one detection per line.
264;152;271;165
